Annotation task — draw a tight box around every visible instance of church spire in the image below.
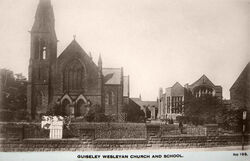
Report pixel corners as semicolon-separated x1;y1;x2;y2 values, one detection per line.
98;54;102;78
31;0;56;37
98;54;102;67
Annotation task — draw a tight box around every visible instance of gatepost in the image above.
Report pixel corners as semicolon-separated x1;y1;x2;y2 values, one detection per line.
242;110;247;150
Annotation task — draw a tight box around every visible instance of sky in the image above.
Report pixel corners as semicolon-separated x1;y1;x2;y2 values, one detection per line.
0;0;249;101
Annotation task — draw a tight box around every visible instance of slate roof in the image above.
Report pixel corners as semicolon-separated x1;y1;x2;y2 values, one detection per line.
130;98;157;109
58;40;89;59
103;68;122;85
230;62;250;90
189;74;215;89
172;82;183;88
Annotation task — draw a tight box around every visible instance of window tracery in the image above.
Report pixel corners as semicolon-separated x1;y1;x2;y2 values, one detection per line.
63;60;84;91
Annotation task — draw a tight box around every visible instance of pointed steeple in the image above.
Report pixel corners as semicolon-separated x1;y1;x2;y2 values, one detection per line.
98;54;102;78
31;0;56;38
89;52;92;60
98;54;102;67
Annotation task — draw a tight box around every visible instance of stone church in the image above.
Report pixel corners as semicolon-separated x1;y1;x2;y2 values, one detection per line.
27;0;130;120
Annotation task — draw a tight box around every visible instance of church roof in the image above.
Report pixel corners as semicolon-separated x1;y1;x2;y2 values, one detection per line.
189;74;215;89
103;68;122;85
172;82;183;88
58;39;91;60
230;62;250;91
57;39;99;77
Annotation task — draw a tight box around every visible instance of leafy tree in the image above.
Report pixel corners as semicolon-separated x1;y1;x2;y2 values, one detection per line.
219;108;245;132
1;69;28;121
183;95;224;125
122;103;145;123
85;104;111;122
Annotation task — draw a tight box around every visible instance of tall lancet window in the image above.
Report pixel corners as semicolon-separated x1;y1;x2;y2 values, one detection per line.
42;47;47;60
63;59;84;91
40;39;46;60
34;37;39;59
108;91;115;105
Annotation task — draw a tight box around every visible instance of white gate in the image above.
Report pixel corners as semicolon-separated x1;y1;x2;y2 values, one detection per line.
49;121;63;139
41;116;64;139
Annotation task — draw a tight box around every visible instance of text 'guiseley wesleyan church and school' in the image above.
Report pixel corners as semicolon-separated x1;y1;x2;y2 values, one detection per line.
21;0;249;122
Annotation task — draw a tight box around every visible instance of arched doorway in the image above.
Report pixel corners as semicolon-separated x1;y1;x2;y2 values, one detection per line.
75;99;84;117
62;99;70;116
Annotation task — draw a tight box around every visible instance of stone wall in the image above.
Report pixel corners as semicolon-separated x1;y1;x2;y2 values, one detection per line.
186;126;206;136
0;134;248;152
0;122;146;140
149;134;249;149
0;122;249;151
64;122;146;139
0;122;49;140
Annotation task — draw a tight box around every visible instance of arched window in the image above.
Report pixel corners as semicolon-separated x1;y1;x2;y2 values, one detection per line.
63;60;84;91
105;93;109;105
39;39;46;60
107;91;115;105
36;92;42;107
42;47;47;60
34;37;39;59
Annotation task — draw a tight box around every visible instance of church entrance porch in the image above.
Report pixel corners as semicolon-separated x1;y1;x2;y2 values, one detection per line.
57;94;90;118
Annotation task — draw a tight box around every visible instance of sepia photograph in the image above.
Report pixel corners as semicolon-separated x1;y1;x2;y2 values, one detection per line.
0;0;249;160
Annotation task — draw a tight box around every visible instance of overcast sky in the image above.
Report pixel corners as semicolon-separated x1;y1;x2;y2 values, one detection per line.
0;0;249;101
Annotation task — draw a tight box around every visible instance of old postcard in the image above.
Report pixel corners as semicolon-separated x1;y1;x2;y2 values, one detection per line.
0;0;249;161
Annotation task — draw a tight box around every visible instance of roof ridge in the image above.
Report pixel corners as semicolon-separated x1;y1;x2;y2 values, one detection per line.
230;62;250;90
103;67;121;70
190;74;215;87
172;81;182;87
58;39;87;58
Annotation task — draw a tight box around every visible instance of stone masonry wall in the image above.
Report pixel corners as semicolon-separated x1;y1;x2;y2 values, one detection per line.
0;122;249;151
0;134;248;152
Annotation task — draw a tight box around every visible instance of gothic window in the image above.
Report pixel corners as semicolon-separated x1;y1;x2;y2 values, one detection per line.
108;91;115;105
42;47;47;60
77;69;82;89
34;37;39;59
105;93;109;105
36;92;42;107
63;60;84;91
39;39;46;60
